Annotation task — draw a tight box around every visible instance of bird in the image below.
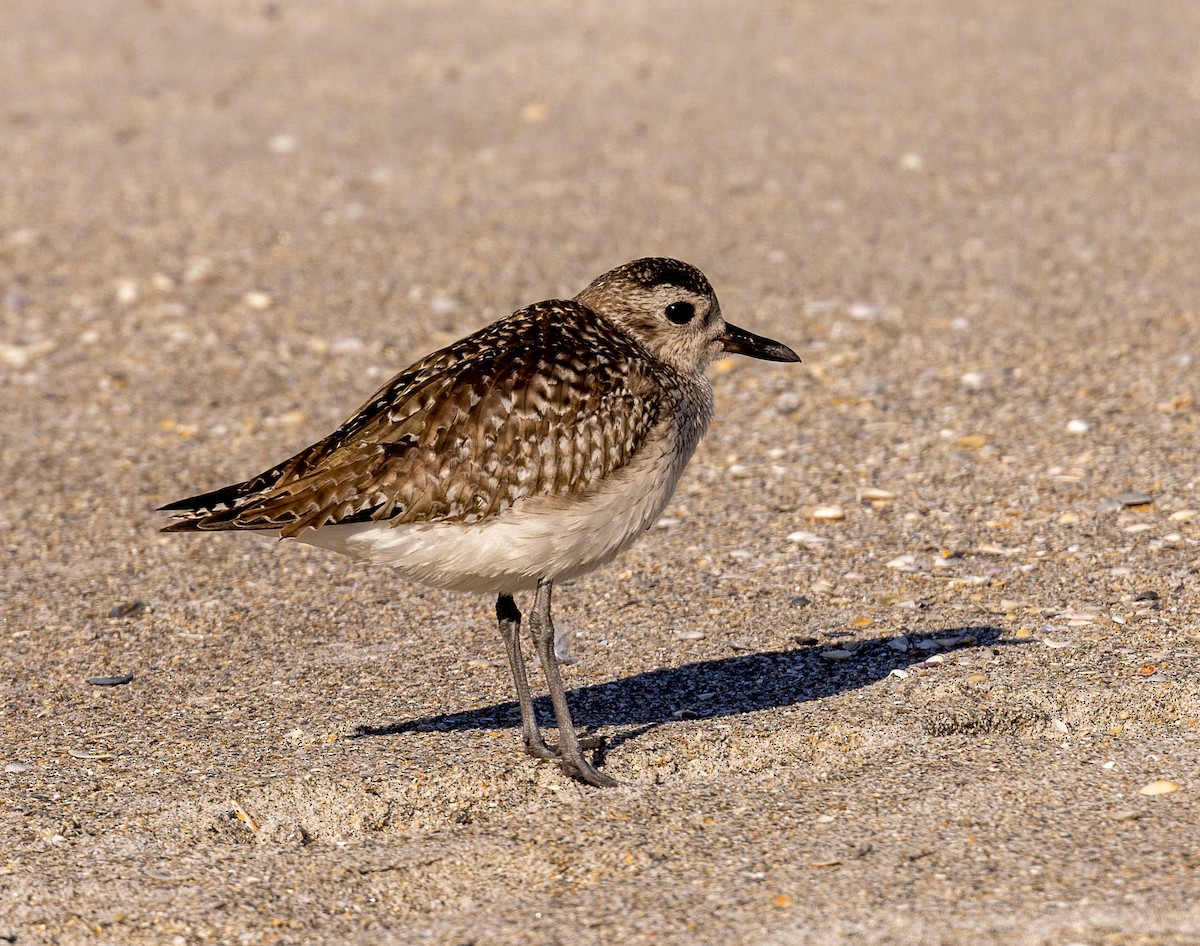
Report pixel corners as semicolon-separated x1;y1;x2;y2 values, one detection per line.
160;257;800;787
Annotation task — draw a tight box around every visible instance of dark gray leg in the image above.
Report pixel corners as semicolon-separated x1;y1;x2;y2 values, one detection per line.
496;593;554;760
529;578;618;788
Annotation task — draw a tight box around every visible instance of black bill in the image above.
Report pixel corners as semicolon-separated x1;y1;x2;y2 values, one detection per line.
720;322;800;363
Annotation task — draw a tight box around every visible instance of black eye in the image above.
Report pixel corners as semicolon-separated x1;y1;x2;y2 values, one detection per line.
664;301;695;324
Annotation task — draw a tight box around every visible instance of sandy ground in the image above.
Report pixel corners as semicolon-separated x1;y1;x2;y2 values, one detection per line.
3;1;1199;943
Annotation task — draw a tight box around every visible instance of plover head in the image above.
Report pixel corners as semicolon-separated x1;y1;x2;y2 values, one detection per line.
575;257;799;375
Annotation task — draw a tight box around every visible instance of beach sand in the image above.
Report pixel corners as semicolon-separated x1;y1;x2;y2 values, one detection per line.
2;2;1198;942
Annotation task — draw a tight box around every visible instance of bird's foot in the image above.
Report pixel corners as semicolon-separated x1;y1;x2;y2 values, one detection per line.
557;754;619;789
522;732;616;786
523;737;558;760
523;732;603;759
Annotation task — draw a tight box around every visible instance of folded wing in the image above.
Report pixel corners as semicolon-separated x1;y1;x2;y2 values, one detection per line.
160;301;665;539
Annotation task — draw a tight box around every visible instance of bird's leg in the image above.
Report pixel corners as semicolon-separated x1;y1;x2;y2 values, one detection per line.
496;593;555;760
529;578;618;788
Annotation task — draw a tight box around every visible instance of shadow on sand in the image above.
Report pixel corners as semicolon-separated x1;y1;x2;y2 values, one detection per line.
352;626;1015;750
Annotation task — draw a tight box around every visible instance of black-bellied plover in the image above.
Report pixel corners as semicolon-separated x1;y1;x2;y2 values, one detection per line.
161;258;800;786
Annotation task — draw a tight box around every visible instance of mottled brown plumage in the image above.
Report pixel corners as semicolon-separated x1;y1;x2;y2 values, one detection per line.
161;257;800;787
163;300;672;537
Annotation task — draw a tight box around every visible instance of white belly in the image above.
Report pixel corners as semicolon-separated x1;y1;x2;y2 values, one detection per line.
296;415;704;594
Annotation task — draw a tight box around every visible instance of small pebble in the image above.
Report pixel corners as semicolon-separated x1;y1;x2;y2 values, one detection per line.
674;630;706;641
888;668;909;680
108;601;147;618
269;133;299;154
520;102;549;123
243;291;273;310
0;339;55;368
88;674;134;686
787;530;827;546
960;371;984;391
775;391;803;414
277;410;308;427
330;336;365;355
809;505;845;521
1137;780;1181;796
115;279;139;304
848;302;880;320
1168;509;1196;522
5;762;30;774
68;749;114;760
1066;419;1090;434
184;257;215;283
6;227;38;247
1116;492;1154;508
886;637;910;652
819;649;852;661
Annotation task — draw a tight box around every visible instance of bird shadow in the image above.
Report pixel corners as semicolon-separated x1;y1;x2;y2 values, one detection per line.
352;625;1016;750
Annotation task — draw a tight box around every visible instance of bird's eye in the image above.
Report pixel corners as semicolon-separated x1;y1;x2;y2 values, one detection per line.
664;301;696;324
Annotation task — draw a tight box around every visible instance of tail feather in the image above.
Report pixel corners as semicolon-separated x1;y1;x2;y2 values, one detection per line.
157;479;278;532
157;481;250;514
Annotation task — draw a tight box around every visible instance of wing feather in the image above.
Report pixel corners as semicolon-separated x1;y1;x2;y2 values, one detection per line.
161;301;669;537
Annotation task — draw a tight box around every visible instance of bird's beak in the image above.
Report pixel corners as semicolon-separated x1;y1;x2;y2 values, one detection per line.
720;322;801;363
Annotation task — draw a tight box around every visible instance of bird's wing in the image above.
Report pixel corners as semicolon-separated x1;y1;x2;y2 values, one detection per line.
160;301;667;538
